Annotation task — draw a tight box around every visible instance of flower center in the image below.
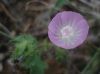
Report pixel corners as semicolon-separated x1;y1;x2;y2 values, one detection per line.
61;26;74;38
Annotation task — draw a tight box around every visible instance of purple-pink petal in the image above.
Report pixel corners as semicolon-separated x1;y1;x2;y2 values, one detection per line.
48;31;66;47
75;20;89;40
48;12;62;34
48;11;89;49
61;11;84;26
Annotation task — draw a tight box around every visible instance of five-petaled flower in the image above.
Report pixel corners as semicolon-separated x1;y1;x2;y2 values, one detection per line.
48;11;89;49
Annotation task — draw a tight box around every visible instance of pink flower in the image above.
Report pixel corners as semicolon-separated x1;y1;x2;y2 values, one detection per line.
48;11;89;49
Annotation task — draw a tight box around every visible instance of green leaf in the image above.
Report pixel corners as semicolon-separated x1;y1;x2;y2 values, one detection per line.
30;56;48;74
21;53;48;69
11;40;28;58
24;44;33;56
21;54;37;68
54;48;68;62
27;35;35;42
10;34;25;43
10;34;48;74
11;34;39;61
30;65;44;74
17;41;27;55
36;58;48;69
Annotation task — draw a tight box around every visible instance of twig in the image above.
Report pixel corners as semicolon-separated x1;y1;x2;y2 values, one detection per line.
0;30;13;39
0;23;11;35
26;1;61;11
65;0;100;20
22;19;32;33
0;2;16;22
73;64;80;74
0;2;25;29
0;23;13;39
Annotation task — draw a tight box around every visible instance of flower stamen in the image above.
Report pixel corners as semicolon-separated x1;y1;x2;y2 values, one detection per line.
61;26;74;39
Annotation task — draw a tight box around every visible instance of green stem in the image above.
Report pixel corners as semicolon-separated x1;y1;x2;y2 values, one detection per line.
87;43;100;53
81;51;99;74
0;30;13;39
